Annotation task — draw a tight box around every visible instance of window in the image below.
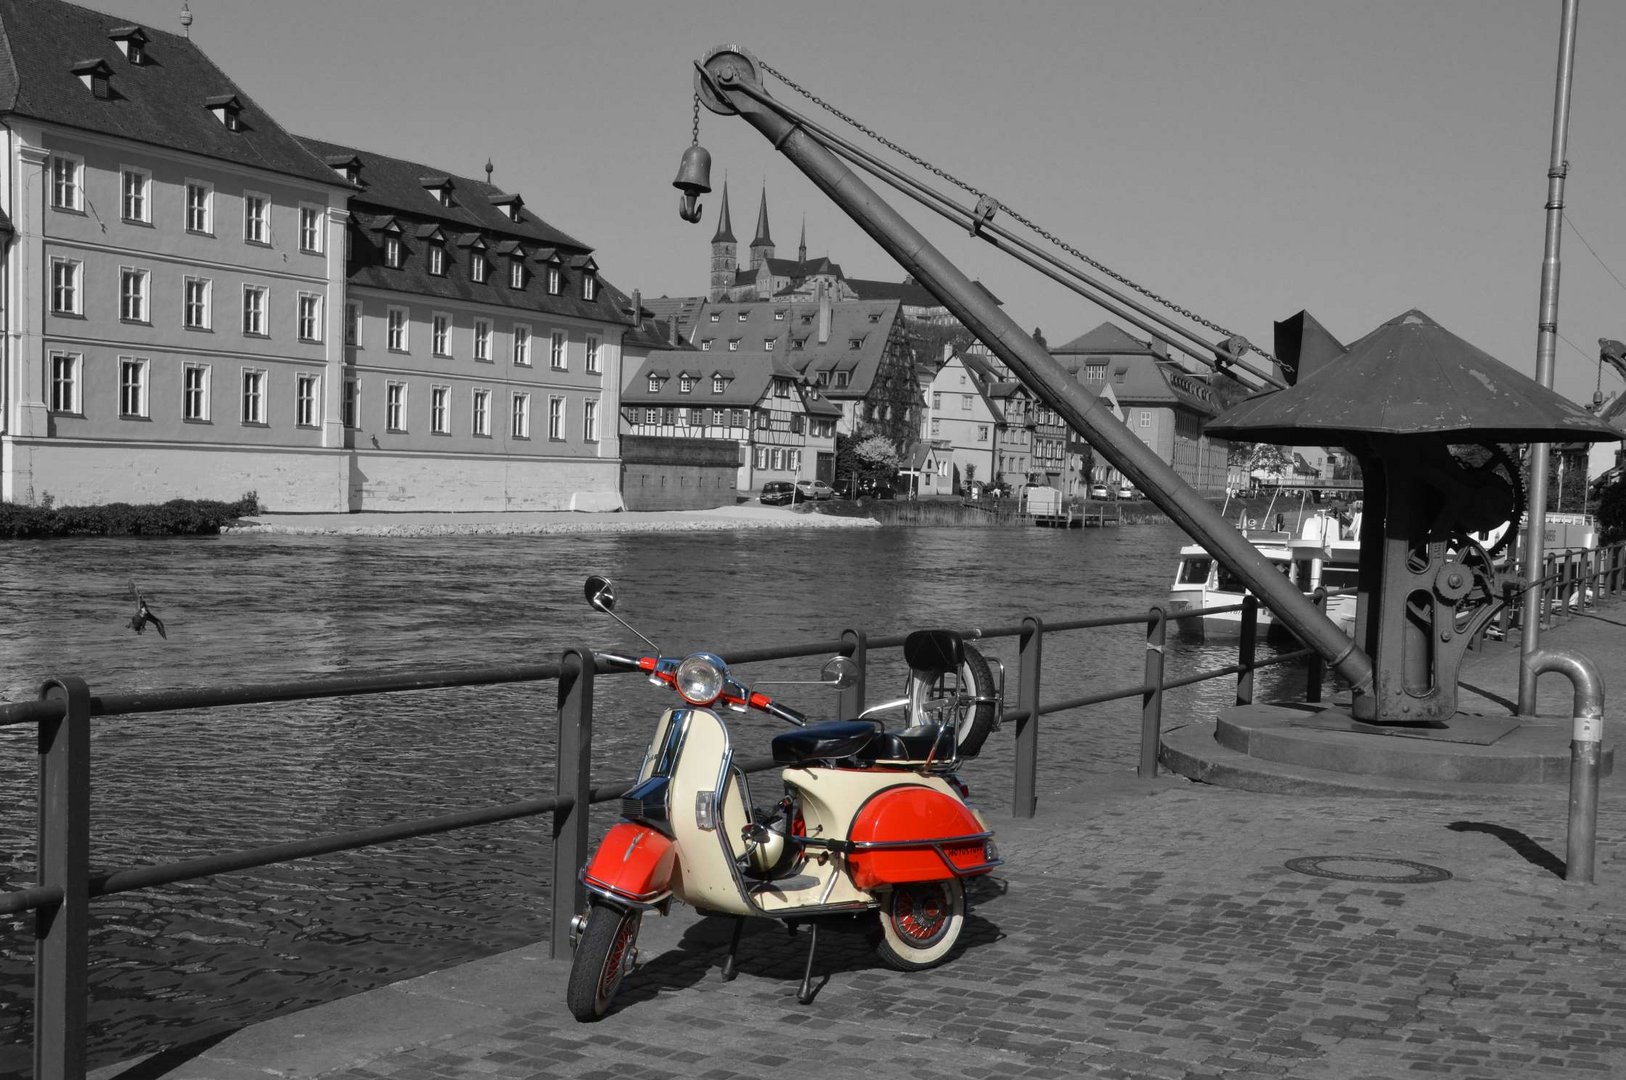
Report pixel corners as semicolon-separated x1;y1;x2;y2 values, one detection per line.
241;369;266;424
755;446;767;469
512;392;531;439
344;303;361;347
835;372;849;388
550;331;566;369
299;206;323;253
297;294;322;342
961;395;971;412
431;313;450;356
387;307;408;351
701;340;712;351
1138;410;1151;428
50;353;81;413
586;335;600;373
644;408;657;424
510;258;525;289
50;259;81;315
977;425;989;442
386;382;406;432
342;379;358;428
583;399;599;442
765;339;775;351
712;375;725;394
732;409;746;427
774;309;786;321
296;373;320;427
242;285;267;336
472;389;491;436
775;381;790;399
932;392;941;410
50;156;83;211
728;339;740;352
119;268;149;322
431;386;450;434
243;193;268;243
582;272;597;301
471;255;487;284
428;244;445;276
513;324;531;366
547;267;561;295
549;396;564;440
121;168;150;223
184;277;212;330
647;374;660;393
849;338;863;350
676;407;690;427
792;339;804;351
679;376;693;394
473;319;491;362
384;235;402;268
185;181;212;233
184;364;210;421
737;311;748;322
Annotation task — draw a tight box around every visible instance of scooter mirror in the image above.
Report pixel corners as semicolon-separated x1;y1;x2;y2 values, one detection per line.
820;655;860;690
584;576;616;613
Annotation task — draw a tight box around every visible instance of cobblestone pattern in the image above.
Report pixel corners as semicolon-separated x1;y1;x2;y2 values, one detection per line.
254;776;1626;1080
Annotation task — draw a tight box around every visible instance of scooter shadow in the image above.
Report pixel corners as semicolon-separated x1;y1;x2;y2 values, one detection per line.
618;884;1006;1009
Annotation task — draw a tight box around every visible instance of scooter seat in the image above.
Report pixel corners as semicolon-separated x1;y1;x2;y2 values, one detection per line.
863;725;954;764
772;720;880;764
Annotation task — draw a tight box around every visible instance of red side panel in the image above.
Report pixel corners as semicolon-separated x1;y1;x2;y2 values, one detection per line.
847;786;995;891
581;822;676;904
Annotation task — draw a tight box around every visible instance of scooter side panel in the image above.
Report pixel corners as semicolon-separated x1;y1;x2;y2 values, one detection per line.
581;821;676;905
846;785;996;891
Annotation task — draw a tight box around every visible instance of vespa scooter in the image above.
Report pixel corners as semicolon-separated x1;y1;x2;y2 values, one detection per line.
566;575;1003;1021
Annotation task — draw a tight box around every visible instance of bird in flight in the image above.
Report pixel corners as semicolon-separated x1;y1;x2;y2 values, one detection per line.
126;580;167;639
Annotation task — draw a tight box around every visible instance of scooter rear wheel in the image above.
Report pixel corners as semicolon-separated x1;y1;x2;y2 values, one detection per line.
566;903;641;1021
873;878;965;970
906;641;997;757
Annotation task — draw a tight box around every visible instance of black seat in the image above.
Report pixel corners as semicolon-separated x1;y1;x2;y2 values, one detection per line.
860;725;954;764
772;720;880;765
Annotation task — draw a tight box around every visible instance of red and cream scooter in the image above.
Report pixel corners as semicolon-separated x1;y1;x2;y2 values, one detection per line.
566;575;1003;1021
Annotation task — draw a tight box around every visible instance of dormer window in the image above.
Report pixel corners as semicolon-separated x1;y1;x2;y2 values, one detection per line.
712;375;726;393
110;27;149;64
849;338;863;350
709;312;721;322
774;310;786;321
421;176;454;207
384;236;402;267
206;94;244;131
737;311;748;322
680;376;694;394
868;313;881;323
471;255;487;283
728;339;740;352
648;374;660;393
326;155;363;185
490;193;525;222
429;244;445;276
72;60;113;99
509;256;526;289
579;260;599;301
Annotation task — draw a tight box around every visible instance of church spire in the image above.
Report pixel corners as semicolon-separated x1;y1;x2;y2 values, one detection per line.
710;177;735;244
798;214;807;266
749;186;774;271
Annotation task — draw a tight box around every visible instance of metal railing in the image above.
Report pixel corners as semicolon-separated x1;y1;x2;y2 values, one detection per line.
1498;539;1626;637
4;596;1316;1077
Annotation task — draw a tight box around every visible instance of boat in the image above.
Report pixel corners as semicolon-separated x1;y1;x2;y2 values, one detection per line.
1168;508;1359;639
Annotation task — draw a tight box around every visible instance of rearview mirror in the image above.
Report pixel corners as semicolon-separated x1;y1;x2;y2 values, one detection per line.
584;575;616;614
820;655;860;690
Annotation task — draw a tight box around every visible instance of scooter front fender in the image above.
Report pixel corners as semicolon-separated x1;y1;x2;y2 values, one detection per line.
581;821;677;907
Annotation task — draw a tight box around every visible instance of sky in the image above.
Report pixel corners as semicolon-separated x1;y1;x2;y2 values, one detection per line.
88;0;1626;473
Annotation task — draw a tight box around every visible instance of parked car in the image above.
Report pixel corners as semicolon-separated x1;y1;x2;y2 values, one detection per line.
1116;482;1136;500
760;481;799;506
1088;483;1110;500
795;479;835;501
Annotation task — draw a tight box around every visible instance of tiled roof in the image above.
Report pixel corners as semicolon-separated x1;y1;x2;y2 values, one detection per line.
624;349;839;417
1051;321;1157;355
0;0;342;188
845;277;1002;308
693;298;904;399
642;295;707;342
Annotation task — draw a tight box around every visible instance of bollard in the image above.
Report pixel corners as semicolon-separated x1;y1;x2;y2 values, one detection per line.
1522;647;1604;885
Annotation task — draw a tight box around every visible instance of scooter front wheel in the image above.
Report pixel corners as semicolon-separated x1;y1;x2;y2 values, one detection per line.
873;878;965;970
566;903;641;1021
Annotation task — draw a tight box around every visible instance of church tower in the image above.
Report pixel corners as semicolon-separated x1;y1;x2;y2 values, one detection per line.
709;179;737;302
798;215;807;268
749;186;774;271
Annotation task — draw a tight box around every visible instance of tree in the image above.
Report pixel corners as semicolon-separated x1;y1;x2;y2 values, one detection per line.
1227;442;1293;488
1599;475;1626;545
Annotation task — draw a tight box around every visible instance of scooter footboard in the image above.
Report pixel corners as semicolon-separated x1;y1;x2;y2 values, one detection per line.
581;821;676;906
846;786;1000;891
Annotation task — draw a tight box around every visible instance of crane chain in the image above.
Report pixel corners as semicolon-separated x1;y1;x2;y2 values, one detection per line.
757;57;1281;370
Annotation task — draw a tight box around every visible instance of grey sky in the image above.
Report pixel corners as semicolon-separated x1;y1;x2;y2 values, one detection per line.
90;0;1626;466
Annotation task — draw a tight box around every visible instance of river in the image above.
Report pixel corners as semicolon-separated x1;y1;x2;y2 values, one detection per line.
0;521;1321;1071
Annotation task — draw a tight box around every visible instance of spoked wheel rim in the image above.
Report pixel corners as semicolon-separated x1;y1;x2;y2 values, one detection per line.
893;881;954;946
595;912;638;1010
873;878;965;970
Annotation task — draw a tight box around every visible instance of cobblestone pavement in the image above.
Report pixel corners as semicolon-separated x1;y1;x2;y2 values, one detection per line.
95;616;1626;1080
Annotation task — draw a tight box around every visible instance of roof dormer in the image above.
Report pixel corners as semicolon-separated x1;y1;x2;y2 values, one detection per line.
205;94;244;131
421;176;455;207
71;59;113;99
108;26;149;64
324;154;363;185
490;193;525;222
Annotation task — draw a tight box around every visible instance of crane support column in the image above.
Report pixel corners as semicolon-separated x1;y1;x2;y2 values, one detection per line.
694;47;1374;701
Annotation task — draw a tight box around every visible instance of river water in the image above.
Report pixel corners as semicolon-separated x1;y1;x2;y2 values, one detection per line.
0;521;1319;1071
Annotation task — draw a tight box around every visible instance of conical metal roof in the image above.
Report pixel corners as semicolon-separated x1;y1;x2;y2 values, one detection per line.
1208;309;1621;444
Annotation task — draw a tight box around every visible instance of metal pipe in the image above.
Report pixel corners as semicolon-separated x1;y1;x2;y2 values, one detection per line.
1140;607;1167;778
697;51;1374;703
1521;647;1603;884
1519;0;1580;714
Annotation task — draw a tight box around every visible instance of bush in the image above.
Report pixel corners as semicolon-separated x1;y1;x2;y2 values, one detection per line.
0;494;261;539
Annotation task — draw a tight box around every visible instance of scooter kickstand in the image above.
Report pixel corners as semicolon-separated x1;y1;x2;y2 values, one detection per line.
721;917;745;981
796;923;819;1005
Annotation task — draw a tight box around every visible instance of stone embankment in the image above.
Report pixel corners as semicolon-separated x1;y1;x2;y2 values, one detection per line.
232;505;881;538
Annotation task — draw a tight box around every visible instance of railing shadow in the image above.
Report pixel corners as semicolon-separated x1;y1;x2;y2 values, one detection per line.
1446;821;1567;879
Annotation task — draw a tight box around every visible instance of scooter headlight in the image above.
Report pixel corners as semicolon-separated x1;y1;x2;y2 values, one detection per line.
674;652;726;705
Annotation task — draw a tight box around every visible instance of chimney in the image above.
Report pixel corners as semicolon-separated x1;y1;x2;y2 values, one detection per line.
631;289;641;328
817;282;831;345
668;315;680;345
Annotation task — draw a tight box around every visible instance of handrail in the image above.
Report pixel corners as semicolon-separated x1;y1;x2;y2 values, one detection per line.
0;594;1352;1076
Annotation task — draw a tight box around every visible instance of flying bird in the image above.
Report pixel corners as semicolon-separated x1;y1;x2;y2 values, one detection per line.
126;580;166;639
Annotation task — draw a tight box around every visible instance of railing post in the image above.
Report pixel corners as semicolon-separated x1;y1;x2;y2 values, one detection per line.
1306;590;1326;703
35;677;90;1080
839;629;867;718
1236;596;1258;706
550;647;595;959
1500;579;1518;638
1139;607;1166;778
1013;616;1043;819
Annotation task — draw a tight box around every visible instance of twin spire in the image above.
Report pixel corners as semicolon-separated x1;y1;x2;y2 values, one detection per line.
711;180;776;254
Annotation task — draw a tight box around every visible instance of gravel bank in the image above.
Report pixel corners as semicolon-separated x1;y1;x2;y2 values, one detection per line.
230;504;881;537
